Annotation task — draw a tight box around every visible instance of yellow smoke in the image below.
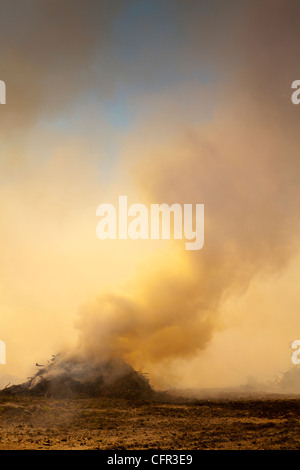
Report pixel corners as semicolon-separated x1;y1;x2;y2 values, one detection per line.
1;0;300;390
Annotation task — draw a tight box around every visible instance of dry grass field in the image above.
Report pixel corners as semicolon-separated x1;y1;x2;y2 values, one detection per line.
0;394;300;450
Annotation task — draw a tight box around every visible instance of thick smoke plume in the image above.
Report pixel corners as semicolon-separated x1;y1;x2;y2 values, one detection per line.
1;1;300;389
73;1;300;386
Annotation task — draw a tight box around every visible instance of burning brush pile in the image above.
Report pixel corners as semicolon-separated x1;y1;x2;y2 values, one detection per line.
1;354;154;400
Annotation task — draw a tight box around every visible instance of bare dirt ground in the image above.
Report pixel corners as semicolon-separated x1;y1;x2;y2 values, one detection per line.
0;394;300;449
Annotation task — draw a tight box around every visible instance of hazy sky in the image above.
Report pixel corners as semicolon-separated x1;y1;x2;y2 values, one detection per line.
0;0;300;389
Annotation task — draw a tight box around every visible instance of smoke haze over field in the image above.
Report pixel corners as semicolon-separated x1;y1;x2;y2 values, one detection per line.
1;0;300;390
